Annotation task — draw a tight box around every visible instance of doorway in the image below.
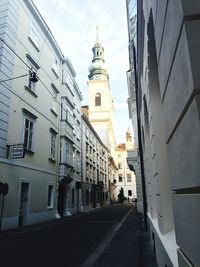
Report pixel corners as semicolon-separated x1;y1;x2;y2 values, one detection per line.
18;182;29;227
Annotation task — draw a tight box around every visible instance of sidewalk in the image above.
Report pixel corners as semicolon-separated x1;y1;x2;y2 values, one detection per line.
82;206;157;267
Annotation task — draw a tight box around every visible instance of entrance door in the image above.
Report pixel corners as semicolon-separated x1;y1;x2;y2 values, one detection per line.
57;181;66;218
18;182;29;227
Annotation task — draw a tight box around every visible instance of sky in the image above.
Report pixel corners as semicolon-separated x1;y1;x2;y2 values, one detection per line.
33;0;132;144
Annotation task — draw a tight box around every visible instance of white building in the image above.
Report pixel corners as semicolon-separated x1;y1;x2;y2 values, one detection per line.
134;0;200;266
81;109;110;211
58;58;82;217
126;0;144;214
115;129;137;202
0;0;81;229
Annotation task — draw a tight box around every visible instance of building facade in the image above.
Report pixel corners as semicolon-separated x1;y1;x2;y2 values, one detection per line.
115;130;137;202
58;58;82;217
135;0;200;266
87;26;116;157
126;0;144;214
81;110;110;212
0;0;81;229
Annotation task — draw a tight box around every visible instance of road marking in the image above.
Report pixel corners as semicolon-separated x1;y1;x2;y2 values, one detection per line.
81;206;133;267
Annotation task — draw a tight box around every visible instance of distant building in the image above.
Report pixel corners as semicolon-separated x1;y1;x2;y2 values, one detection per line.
134;0;200;266
115;129;137;202
81;109;110;211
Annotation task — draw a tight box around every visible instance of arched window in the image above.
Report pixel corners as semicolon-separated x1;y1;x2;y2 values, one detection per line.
95;93;101;106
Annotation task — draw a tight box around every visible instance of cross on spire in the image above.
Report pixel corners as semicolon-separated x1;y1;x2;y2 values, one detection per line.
96;24;100;44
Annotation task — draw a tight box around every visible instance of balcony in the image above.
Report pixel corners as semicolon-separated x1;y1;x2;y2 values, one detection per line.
60;120;73;138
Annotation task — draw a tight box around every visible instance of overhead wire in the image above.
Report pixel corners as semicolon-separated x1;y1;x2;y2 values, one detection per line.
0;37;30;70
37;0;60;64
0;37;85;138
0;81;59;129
2;0;60;112
0;74;28;83
0;28;109;150
0;59;58;80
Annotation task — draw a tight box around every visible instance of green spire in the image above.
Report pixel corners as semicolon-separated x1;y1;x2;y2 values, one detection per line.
88;25;109;80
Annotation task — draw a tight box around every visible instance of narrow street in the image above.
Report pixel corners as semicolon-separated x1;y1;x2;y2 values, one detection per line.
0;204;156;267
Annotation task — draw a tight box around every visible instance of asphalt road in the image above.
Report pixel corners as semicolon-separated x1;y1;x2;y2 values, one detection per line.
0;204;132;267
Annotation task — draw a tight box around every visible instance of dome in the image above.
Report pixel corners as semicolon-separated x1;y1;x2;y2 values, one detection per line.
88;61;108;73
126;128;132;137
88;26;109;80
88;60;109;80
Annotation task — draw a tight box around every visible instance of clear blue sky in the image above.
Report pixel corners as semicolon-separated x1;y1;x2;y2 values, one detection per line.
33;0;132;144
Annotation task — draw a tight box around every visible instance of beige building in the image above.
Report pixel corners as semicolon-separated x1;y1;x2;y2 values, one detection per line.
86;26;119;206
87;26;116;157
81;110;110;211
115;129;137;201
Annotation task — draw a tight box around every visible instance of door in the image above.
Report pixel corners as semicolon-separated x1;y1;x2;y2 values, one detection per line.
18;182;29;227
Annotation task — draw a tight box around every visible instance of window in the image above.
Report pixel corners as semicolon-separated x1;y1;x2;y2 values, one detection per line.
47;184;54;208
86;167;89;179
28;70;37;93
73;96;80;113
128;190;132;196
24;118;34;150
77;152;81;172
118;162;122;169
66;106;73;125
52;56;59;77
51;83;59;115
29;22;39;47
72;188;74;205
61;103;63;120
127;174;132;182
118;175;123;182
64;71;74;91
118;154;121;158
50;132;56;160
76;121;81;140
26;54;40;96
86;128;89;138
72;149;75;167
60;141;62;161
66;141;73;166
86;144;89;158
95;93;101;106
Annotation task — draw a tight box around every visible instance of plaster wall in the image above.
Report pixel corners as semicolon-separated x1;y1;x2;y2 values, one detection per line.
138;0;200;266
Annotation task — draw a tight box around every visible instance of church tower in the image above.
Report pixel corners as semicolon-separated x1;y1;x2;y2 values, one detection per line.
88;25;116;154
126;127;134;151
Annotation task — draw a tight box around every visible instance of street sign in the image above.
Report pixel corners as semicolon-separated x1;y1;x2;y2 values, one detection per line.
10;144;25;159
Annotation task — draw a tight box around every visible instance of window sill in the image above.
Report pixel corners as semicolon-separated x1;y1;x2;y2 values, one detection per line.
52;68;59;79
49;157;56;163
24;86;38;98
62;119;73;129
25;148;35;155
50;108;58;117
28;37;40;52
